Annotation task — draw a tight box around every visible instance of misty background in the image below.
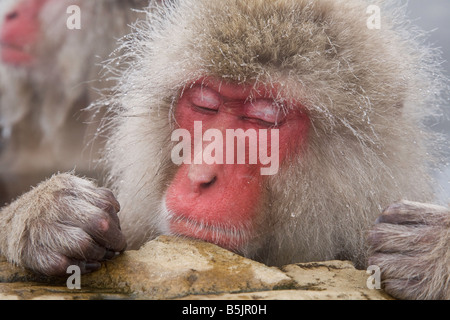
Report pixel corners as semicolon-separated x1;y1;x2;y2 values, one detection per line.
407;0;450;204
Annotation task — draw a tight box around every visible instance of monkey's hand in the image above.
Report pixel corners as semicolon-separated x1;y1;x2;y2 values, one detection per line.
0;173;126;276
368;200;449;300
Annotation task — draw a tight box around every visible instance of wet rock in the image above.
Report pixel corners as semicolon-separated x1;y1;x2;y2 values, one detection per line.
182;261;391;300
281;261;392;300
80;236;295;298
0;236;390;300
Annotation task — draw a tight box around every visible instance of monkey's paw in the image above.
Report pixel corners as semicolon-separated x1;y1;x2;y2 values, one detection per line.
6;173;127;276
368;200;449;300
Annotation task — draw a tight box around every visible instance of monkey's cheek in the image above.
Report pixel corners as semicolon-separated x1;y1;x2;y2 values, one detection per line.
0;46;33;66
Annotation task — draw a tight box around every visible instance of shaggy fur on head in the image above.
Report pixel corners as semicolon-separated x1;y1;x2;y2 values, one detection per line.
101;0;447;267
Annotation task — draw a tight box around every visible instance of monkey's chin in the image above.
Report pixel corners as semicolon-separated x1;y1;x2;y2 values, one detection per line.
167;214;251;253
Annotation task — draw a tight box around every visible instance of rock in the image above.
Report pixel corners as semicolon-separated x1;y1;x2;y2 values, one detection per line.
0;236;391;300
182;261;391;300
81;235;295;299
281;261;392;300
0;282;129;300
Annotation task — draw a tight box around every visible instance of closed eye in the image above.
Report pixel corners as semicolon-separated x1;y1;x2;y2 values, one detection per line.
188;85;221;113
244;99;286;126
192;105;219;114
240;116;281;127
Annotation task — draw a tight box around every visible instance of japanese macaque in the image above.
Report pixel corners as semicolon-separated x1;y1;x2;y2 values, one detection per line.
0;0;147;203
0;0;449;300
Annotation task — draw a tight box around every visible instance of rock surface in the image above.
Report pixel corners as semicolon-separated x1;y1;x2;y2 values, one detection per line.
0;236;391;300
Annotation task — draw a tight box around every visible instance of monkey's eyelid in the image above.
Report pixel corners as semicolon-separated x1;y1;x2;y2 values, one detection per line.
190;97;220;109
240;116;282;128
245;105;286;125
192;105;219;114
188;86;221;109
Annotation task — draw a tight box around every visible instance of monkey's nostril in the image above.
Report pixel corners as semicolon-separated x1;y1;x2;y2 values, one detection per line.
200;176;217;189
6;11;18;20
188;164;219;193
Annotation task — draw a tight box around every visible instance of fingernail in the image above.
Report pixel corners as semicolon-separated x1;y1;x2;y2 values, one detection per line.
103;250;116;260
85;262;102;271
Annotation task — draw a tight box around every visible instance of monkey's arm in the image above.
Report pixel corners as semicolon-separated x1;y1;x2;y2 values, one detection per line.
0;173;126;276
368;200;450;300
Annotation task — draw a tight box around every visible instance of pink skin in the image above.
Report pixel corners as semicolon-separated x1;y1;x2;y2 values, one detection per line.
165;78;310;251
0;0;49;66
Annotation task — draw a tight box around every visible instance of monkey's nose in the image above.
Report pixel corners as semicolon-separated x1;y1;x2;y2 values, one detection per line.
187;164;218;193
6;11;18;21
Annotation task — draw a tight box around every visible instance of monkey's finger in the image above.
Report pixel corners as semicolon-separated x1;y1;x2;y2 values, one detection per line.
63;205;127;253
368;225;437;253
382;278;423;300
38;225;117;265
77;261;102;274
376;211;446;226
60;235;111;262
367;253;441;300
93;187;121;226
368;253;426;281
23;247;83;277
375;213;427;225
380;201;449;225
80;211;127;253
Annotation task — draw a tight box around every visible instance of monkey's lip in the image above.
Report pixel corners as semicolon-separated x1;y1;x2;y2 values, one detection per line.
168;215;250;251
0;43;33;65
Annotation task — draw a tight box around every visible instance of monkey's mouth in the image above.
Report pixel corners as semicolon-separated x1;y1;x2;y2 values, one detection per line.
168;214;251;252
0;43;33;65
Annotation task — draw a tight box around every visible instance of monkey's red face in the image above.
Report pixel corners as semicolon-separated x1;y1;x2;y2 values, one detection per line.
165;78;310;251
0;0;49;66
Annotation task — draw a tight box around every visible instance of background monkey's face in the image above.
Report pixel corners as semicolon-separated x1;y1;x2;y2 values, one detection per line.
0;0;50;66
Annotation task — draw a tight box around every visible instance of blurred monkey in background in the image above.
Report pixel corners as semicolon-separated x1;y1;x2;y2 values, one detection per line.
0;0;148;203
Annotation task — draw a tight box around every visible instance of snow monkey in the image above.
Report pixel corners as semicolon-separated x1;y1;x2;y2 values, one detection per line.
0;0;449;300
0;0;147;203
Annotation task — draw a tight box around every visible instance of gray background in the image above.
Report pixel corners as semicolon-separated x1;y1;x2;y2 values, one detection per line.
407;1;449;204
